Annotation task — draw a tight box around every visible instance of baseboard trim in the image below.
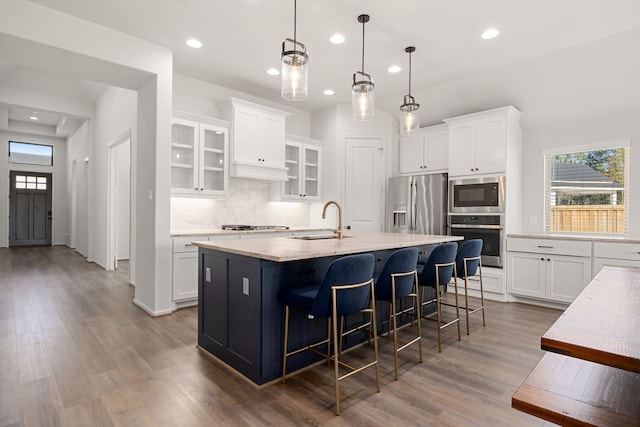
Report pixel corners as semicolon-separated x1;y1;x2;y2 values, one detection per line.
133;299;174;317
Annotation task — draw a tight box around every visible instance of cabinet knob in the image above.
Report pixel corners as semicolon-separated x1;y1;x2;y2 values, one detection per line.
194;187;198;191
475;168;479;171
540;257;544;261
200;188;204;191
547;258;551;262
470;168;474;172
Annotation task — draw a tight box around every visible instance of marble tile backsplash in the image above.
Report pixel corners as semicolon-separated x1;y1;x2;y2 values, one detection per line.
171;178;312;231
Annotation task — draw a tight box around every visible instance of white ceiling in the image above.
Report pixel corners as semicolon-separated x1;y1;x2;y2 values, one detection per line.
3;0;640;136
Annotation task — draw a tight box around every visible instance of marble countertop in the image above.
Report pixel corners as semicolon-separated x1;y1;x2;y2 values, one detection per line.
171;227;332;237
194;232;462;262
507;233;640;244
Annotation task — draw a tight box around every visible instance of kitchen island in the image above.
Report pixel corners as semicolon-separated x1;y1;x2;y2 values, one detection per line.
194;232;462;386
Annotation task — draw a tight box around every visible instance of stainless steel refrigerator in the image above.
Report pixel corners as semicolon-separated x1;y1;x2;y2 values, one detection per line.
386;173;448;235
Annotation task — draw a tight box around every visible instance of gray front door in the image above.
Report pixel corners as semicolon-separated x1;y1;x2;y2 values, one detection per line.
9;171;52;246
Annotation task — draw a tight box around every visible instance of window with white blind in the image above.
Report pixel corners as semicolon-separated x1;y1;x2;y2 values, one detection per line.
544;143;629;235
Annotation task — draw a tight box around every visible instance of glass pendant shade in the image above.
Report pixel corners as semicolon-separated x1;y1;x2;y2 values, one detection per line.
400;46;420;135
352;71;374;121
401;95;420;134
281;38;308;101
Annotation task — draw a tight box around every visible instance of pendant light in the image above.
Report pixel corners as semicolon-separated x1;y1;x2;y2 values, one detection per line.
281;0;308;101
352;14;374;121
400;46;420;135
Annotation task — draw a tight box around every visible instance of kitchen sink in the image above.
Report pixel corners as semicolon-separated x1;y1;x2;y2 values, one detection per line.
289;234;353;240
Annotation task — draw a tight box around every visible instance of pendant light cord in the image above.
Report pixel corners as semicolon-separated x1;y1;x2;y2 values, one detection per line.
408;49;412;95
361;19;365;73
293;0;297;44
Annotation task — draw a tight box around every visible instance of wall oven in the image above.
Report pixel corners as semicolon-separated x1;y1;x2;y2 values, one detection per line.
449;176;505;214
449;215;504;268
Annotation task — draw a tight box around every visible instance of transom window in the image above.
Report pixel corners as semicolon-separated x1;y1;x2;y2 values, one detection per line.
9;141;53;166
544;144;629;234
15;175;48;191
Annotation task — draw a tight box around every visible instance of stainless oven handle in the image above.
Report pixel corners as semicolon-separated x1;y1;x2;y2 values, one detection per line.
449;224;503;230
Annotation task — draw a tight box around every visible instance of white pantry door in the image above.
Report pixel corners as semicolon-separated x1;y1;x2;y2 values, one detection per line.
344;137;385;233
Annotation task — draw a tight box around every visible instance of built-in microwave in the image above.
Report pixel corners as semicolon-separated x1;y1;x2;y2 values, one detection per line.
449;176;505;214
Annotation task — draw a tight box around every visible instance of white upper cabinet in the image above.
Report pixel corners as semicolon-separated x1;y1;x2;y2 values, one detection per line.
281;138;322;201
399;124;448;174
171;117;229;196
444;106;521;177
222;97;290;181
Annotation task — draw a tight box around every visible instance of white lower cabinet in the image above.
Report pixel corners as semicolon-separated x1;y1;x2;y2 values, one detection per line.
592;241;640;275
172;236;203;301
172;234;239;301
507;238;592;303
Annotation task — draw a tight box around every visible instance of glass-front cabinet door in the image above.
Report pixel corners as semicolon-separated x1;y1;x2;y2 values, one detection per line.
199;124;228;195
303;146;320;199
171;117;229;196
283;143;301;198
171;119;198;195
281;140;321;201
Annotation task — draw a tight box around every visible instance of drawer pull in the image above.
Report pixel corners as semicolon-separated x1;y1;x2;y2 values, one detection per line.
537;245;554;249
184;243;194;247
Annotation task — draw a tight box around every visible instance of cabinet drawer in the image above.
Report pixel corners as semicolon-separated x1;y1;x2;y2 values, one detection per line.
593;241;640;261
507;238;591;257
173;236;204;253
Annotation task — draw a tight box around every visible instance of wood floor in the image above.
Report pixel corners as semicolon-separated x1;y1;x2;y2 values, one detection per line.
0;246;563;426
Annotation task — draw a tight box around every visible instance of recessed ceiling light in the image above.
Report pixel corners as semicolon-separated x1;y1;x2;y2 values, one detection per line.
186;38;202;48
329;34;345;44
481;28;500;40
267;68;280;76
388;65;402;73
29;116;38;121
323;89;335;96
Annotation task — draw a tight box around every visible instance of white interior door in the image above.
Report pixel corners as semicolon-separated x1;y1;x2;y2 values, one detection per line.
345;137;385;233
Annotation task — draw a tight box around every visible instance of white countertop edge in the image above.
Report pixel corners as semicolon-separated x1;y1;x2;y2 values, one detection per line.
507;233;640;244
171;227;333;237
194;233;463;262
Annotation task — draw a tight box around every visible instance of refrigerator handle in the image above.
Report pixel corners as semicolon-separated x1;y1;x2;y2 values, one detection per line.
411;179;418;230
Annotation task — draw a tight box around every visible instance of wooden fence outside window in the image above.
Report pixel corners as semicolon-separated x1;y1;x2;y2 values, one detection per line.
550;205;624;234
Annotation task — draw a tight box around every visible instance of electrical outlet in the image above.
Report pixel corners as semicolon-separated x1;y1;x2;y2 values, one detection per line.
242;278;249;295
529;215;538;225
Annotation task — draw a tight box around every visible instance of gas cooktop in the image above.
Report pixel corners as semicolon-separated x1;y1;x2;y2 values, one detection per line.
221;225;290;231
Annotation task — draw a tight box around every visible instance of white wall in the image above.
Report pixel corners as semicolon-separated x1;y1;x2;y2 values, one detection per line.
91;86;136;268
173;74;311;137
116;139;130;259
0;131;67;246
310;104;396;228
66;120;91;256
520;108;640;237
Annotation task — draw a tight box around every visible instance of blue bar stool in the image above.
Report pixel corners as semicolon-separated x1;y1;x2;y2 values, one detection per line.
455;239;486;335
374;247;421;380
280;253;379;415
418;242;460;352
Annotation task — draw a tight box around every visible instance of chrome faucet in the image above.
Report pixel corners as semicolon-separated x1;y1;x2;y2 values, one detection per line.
322;200;343;239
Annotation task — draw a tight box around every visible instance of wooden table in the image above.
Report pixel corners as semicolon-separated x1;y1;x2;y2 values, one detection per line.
512;266;640;426
541;266;640;373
